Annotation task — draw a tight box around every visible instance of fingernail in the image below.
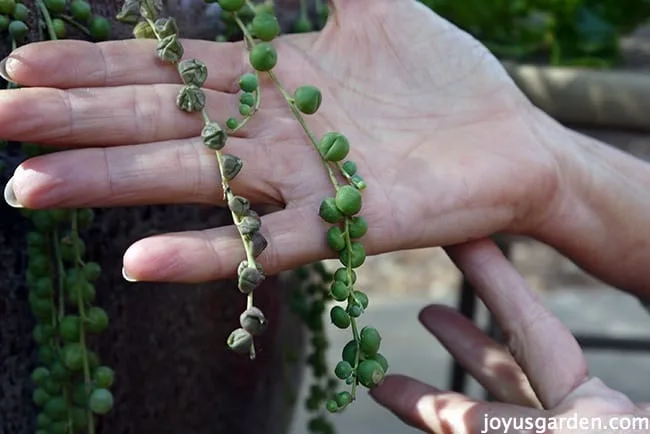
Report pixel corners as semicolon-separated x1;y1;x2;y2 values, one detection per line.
122;267;137;282
0;57;15;83
3;176;23;208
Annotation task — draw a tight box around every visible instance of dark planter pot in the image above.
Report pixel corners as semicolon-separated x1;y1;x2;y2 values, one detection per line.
1;1;309;433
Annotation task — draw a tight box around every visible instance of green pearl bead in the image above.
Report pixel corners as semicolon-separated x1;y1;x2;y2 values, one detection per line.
43;0;65;13
226;117;239;130
0;0;14;15
335;391;352;407
93;366;115;388
293;16;313;33
294;85;322;115
70;0;91;22
319;198;344;224
249;43;277;71
341;340;359;365
89;15;111;41
335;185;362;216
326;399;339;413
342;160;357;176
89;388;114;415
12;3;28;22
334;267;356;285
353;290;369;309
334;360;353;379
370;353;389;373
59;315;81;342
326;226;346;251
239;73;258;92
329;281;349;301
85;306;109;333
52;18;66;39
318;132;349;162
360;326;381;357
43;396;67;421
339;242;366;268
240;92;256;107
348;216;368;238
8;20;27;41
217;0;245;12
357;359;385;388
330;306;350;329
33;388;50;406
251;12;279;41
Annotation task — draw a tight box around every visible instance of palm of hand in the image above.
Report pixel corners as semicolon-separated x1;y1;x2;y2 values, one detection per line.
3;0;557;282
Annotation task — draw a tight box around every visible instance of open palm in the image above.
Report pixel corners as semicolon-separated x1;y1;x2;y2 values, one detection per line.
2;0;559;282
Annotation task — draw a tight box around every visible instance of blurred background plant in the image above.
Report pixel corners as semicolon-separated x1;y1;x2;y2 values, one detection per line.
419;0;650;67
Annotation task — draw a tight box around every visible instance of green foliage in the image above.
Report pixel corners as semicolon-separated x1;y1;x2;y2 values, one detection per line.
419;0;650;67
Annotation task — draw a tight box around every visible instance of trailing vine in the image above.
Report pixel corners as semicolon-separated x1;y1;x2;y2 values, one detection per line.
1;1;113;433
116;0;389;428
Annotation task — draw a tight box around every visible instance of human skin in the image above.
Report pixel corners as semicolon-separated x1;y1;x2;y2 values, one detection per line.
1;0;649;297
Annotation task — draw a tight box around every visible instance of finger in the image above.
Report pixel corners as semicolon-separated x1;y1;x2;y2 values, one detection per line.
369;375;543;434
8;135;285;209
445;239;589;409
121;205;327;283
419;304;542;408
1;39;247;92
0;84;238;146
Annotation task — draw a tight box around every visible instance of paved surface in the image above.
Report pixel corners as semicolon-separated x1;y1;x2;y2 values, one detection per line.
289;288;650;434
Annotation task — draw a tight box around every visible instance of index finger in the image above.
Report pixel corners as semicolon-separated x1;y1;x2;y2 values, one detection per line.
1;39;247;92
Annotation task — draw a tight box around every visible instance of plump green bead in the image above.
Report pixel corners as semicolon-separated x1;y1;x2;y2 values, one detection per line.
93;366;115;388
329;281;349;302
72;384;88;406
70;407;88;431
240;92;256;107
33;277;53;297
77;208;95;228
8;20;27;41
335;186;362;216
52;18;66;38
330;305;350;329
342;160;357;176
38;347;55;365
360;326;381;357
87;350;101;369
44;396;67;421
89;388;114;415
62;343;84;371
293;16;312;33
42;379;61;397
239;73;258;92
43;0;65;13
318;132;349;162
59;315;81;342
49;362;69;382
83;262;101;281
348;216;368;238
49;421;66;434
251;12;279;41
335;391;352;407
32;325;55;344
29;293;53;319
353;290;369;309
249;43;277;71
217;0;244;12
347;303;363;318
326;226;346;251
89;15;111;41
36;412;51;428
12;3;28;21
370;353;389;373
294;85;322;115
226;117;238;130
326;399;339;413
341;340;359;365
334;267;356;285
351;174;367;190
339;242;366;268
33;388;50;406
357;359;385;388
319;198;344;224
0;0;14;15
31;367;50;386
334;360;353;379
239;104;251;116
86;306;109;333
70;0;91;22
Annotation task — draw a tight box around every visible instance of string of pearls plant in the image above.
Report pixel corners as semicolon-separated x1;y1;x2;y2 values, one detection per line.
115;0;390;423
1;1;114;433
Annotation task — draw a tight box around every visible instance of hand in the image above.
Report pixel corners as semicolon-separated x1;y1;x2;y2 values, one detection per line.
1;0;560;282
370;239;649;434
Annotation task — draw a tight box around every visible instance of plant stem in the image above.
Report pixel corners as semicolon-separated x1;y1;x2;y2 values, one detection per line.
55;14;92;37
71;210;95;434
36;0;58;41
52;228;65;321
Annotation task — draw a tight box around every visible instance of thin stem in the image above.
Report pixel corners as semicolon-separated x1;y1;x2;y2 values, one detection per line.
54;14;92;37
298;0;308;19
36;0;58;41
344;218;360;400
71;210;95;434
52;228;65;321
